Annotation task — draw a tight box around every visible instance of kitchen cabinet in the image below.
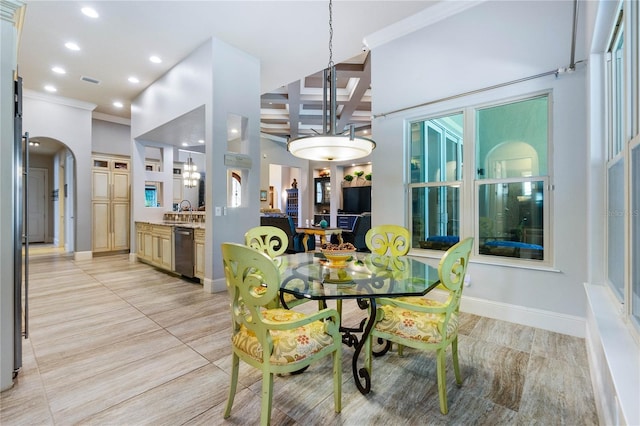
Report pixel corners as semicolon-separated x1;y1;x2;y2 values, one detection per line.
151;224;173;270
194;228;205;280
92;155;130;253
173;166;183;204
136;223;152;262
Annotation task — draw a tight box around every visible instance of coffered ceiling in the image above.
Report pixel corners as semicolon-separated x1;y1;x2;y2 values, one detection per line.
260;51;372;142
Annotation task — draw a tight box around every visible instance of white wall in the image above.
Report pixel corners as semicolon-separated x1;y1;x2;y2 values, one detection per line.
22;92;95;255
371;0;590;325
131;37;261;292
261;137;311;223
92;119;131;157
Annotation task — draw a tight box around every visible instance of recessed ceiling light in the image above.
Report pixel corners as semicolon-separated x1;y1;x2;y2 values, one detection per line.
65;42;80;51
113;101;124;108
44;85;57;93
149;55;162;64
51;66;66;74
181;142;188;147
128;76;139;84
198;139;205;144
230;128;238;134
81;7;99;18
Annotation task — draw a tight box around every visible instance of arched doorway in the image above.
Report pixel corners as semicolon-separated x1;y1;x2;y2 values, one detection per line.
26;136;76;256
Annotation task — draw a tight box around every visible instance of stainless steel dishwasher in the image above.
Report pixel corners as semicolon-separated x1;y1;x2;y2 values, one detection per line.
174;227;195;278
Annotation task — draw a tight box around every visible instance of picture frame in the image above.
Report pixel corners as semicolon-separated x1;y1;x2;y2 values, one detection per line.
259;189;268;201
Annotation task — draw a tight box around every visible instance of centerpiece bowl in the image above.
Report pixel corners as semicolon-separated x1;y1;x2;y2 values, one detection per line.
320;248;356;267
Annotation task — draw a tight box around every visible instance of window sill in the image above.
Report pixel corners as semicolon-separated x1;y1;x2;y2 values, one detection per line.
408;248;561;273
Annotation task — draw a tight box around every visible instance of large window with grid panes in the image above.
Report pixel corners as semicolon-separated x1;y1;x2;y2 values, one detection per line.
408;94;550;266
604;2;640;335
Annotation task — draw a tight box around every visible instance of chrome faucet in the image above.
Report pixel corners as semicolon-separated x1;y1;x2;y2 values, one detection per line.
179;200;192;222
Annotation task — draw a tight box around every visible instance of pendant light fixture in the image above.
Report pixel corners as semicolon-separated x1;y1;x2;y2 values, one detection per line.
183;155;200;188
287;0;375;162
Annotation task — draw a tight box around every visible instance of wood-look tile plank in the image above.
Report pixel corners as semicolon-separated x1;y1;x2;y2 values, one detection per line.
77;364;229;425
32;316;163;371
27;305;146;343
531;329;590;379
39;329;184;388
185;387;295;426
469;317;535;352
518;354;598;425
46;345;209;424
458;335;529;411
0;339;54;425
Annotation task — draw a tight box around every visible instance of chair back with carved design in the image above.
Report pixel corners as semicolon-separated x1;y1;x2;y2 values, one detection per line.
245;226;288;259
365;224;411;256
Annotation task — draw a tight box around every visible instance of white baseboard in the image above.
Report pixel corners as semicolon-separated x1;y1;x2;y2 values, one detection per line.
203;277;226;293
128;253;137;263
74;251;92;261
460;294;585;337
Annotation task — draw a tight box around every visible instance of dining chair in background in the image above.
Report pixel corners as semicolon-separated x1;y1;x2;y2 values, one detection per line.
221;242;342;426
245;225;289;259
335;224;412;325
244;225;309;309
365;237;474;414
365;224;411;256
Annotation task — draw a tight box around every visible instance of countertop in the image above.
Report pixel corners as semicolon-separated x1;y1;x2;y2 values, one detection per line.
136;220;206;230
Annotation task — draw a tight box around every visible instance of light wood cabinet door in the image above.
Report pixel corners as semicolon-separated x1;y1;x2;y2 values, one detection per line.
173;176;183;203
92;155;130;253
92;201;110;252
194;228;205;280
92;170;110;201
160;236;173;270
152;235;162;265
143;233;153;260
112;202;130;251
112;171;130;202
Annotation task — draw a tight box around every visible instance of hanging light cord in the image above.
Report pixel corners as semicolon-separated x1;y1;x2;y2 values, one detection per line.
328;0;334;68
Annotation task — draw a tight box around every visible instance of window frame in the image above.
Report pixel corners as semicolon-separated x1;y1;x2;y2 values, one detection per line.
406;92;553;267
603;0;640;339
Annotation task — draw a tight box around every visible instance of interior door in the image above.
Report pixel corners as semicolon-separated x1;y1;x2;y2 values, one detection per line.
27;167;47;243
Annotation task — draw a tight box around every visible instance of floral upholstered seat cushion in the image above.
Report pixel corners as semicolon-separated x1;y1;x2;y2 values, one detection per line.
253;284;301;306
232;308;336;365
375;297;458;343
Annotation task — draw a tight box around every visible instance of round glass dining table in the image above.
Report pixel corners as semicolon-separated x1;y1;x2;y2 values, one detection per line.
278;251;441;394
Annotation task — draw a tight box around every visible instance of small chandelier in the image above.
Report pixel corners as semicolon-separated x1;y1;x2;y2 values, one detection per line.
183;156;200;188
287;0;375;162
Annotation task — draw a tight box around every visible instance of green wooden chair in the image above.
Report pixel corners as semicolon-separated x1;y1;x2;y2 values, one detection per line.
221;242;342;426
245;225;289;259
365;237;474;415
365;224;411;256
244;225;308;309
335;224;411;319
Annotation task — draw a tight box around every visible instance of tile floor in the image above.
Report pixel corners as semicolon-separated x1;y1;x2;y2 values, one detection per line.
1;252;598;425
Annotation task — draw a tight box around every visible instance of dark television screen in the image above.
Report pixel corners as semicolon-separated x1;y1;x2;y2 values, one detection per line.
342;186;371;214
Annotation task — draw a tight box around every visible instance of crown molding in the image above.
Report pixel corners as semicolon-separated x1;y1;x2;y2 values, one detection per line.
92;112;131;126
363;0;486;50
23;89;97;112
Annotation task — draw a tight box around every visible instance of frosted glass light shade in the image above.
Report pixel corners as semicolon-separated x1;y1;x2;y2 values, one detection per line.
287;135;375;162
